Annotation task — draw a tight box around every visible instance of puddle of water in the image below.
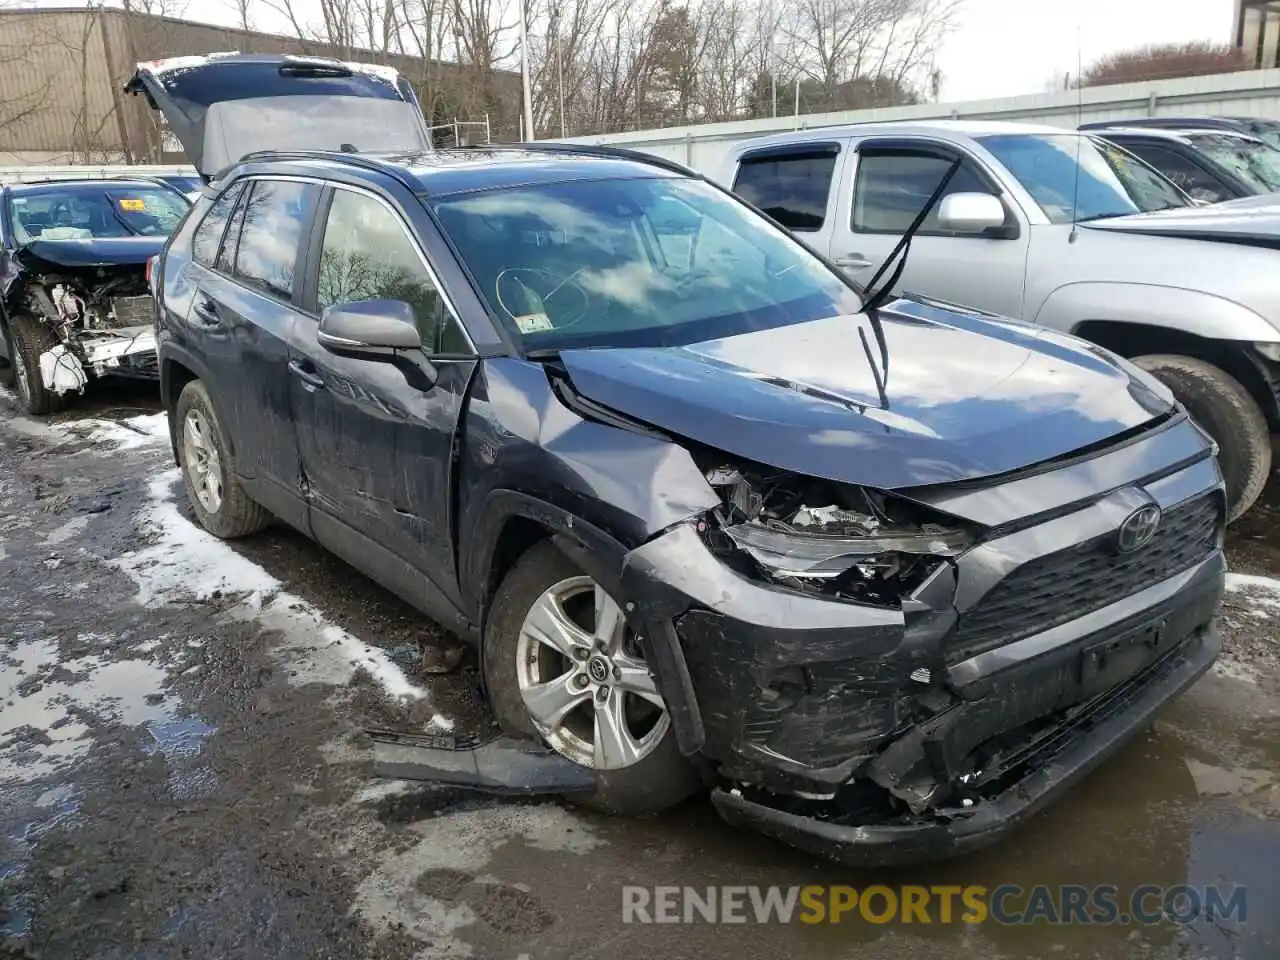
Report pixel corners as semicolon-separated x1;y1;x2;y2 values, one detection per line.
144;715;216;760
0;636;215;783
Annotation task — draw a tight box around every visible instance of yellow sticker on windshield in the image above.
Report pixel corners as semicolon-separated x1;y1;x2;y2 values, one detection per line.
513;312;554;333
118;198;146;211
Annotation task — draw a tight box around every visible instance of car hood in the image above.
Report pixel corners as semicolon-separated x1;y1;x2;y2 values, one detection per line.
1083;196;1280;246
16;236;165;268
125;53;432;178
557;299;1173;490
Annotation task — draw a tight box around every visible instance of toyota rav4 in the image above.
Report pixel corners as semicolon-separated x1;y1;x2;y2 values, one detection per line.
137;53;1226;864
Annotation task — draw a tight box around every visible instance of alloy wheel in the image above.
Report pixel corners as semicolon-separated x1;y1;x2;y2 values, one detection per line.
515;575;669;770
13;348;30;404
182;408;224;513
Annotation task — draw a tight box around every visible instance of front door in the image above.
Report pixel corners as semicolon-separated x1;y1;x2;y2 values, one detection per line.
288;183;477;613
828;139;1031;319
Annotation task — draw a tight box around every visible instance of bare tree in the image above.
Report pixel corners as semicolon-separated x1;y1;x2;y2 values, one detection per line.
1080;41;1252;87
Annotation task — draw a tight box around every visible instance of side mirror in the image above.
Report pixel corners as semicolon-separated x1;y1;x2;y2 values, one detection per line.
318;299;424;352
936;192;1009;235
317;299;437;389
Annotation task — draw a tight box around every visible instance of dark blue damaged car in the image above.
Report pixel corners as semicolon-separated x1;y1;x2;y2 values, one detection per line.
137;53;1226;865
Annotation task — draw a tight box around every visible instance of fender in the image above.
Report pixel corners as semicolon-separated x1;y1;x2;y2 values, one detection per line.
1033;281;1280;344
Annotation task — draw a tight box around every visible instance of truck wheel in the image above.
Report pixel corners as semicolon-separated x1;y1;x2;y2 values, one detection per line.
1134;354;1270;522
175;379;272;539
484;540;700;815
9;312;71;416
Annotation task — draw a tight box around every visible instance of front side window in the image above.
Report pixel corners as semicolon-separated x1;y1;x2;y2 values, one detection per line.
317;189;464;353
980;133;1187;223
1118;143;1230;202
430;176;862;352
233;179;319;299
9;185;190;243
852;150;997;234
192;181;245;266
732;152;837;231
1187;134;1280;193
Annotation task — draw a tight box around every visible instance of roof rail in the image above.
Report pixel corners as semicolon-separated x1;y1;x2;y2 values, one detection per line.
466;141;702;179
231;149;424;192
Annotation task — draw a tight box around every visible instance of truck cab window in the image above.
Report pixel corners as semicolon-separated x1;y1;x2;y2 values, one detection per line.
733;153;837;232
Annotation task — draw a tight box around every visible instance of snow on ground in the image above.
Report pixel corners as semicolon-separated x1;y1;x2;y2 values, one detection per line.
81;412;170;451
111;469;452;727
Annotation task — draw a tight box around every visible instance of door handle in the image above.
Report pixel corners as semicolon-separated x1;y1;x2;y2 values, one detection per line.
288;358;325;390
191;294;222;327
832;252;873;269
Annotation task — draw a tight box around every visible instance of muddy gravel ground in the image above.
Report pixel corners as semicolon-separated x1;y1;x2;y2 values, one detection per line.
2;382;1279;960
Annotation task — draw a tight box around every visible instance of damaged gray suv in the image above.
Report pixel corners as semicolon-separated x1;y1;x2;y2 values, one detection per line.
140;53;1226;864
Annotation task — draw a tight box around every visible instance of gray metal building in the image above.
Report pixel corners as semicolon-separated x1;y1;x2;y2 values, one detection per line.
0;7;519;165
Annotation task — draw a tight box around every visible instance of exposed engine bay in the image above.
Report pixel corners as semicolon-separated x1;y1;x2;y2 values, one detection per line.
14;253;157;397
698;462;974;605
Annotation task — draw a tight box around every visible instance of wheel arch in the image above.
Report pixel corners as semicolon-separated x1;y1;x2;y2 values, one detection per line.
463;490;631;638
161;347;236;465
1074;318;1280;432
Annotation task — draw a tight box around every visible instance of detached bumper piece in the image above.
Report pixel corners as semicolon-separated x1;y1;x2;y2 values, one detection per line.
369;729;596;796
712;624;1219;866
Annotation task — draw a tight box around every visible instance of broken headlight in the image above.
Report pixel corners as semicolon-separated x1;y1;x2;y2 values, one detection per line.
699;463;974;606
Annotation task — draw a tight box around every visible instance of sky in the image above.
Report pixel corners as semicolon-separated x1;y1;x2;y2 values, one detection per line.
935;0;1239;101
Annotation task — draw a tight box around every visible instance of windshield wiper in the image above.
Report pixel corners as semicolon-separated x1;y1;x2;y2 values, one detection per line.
857;156;962;408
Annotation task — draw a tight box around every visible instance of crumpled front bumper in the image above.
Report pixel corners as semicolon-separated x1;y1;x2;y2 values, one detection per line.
711;622;1218;866
619;417;1225;864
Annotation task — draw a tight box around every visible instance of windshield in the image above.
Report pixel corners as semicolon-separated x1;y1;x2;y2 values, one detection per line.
9;185;190;243
431;177;863;351
979;133;1187;223
1187;134;1280;193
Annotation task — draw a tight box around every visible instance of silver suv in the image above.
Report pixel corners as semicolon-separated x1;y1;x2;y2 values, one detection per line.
718;119;1280;521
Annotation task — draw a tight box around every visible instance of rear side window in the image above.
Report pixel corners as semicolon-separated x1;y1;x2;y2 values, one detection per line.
852;150;994;234
733;152;836;232
233;179;320;300
191;181;245;266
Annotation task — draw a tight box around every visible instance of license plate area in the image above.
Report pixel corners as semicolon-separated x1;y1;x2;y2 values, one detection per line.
1080;617;1169;696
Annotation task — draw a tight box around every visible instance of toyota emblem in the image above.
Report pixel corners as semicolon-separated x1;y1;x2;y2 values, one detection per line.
1117;504;1162;553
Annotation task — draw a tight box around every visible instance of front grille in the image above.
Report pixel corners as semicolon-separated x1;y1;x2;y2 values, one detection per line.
109;295;152;327
947;494;1221;662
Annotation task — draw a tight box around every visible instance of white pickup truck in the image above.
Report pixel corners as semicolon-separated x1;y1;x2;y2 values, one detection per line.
715;119;1280;521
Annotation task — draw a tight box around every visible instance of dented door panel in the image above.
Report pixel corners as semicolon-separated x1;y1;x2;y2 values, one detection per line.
288;315;476;609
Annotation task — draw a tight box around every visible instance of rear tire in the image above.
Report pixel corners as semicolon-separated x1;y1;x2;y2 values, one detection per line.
483;540;699;815
1134;353;1270;522
175;379;272;539
9;313;68;416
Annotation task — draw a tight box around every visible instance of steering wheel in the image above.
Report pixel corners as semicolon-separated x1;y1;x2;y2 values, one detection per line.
494;267;591;329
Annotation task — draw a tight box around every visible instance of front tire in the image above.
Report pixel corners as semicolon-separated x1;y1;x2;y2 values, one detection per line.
1134;353;1271;522
483;541;699;815
175;379;272;539
9;313;67;416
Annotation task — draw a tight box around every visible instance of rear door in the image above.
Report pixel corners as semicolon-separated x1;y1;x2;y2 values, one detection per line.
827;137;1030;318
187;176;320;529
729;142;845;256
288;181;477;613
